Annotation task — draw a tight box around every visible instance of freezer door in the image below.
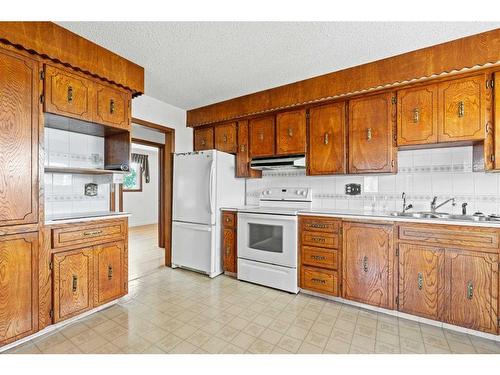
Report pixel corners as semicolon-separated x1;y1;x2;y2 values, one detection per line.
173;151;215;225
172;221;216;275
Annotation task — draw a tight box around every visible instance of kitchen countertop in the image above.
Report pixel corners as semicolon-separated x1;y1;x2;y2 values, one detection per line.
221;206;500;228
45;211;131;225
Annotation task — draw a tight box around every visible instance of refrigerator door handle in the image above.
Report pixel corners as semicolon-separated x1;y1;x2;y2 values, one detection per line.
208;160;215;215
173;221;212;232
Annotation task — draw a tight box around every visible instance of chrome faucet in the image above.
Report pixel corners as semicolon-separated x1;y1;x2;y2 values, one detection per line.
430;196;456;213
401;192;413;213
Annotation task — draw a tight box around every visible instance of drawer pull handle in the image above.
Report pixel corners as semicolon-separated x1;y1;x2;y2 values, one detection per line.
413;107;420;123
311;278;326;284
83;230;103;237
110;99;115;114
417;272;423;290
67;86;73;103
458;101;465;118
108;265;113;280
363;256;368;273
366;128;372;141
310;223;328;229
324;132;329;145
311;255;326;261
311;237;325;243
466;281;474;300
72;275;78;293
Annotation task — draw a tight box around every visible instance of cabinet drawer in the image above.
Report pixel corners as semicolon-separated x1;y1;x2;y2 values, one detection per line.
302;231;338;249
301;266;339;295
398;224;499;252
222;212;236;228
52;220;126;249
301;217;340;233
302;246;339;270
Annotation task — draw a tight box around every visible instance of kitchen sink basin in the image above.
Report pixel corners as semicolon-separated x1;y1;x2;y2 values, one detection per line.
390;211;499;222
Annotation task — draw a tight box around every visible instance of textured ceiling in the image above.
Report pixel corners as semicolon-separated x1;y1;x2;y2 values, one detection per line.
58;22;500;110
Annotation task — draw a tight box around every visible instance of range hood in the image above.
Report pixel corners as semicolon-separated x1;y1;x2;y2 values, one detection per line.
250;155;306;170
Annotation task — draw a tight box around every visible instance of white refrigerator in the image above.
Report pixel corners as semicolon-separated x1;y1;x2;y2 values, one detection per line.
172;150;245;277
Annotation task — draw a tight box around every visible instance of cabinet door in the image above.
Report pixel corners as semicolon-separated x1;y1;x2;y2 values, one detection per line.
223;228;236;273
249;116;275;158
397;84;438;146
343;222;394;309
53;247;93;323
445;249;498;334
0;48;39;227
194;127;214;151
94;241;125;306
348;92;396;173
94;83;131;130
0;232;38;346
307;102;346;175
438;74;487;142
44;64;93;122
215;122;237;153
398;244;445;321
276;109;306;155
236;121;262;178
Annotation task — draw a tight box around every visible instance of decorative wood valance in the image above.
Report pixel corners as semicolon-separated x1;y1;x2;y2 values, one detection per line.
187;28;500;127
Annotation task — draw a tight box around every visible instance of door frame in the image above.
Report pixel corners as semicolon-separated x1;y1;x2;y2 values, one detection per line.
119;118;175;267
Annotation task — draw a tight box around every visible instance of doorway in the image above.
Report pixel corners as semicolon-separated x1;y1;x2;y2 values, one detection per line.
117;118;175;280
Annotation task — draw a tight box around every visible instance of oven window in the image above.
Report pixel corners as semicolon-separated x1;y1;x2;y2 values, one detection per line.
248;223;283;253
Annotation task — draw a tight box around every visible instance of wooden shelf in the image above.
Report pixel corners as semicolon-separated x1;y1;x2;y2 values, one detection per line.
44;167;128;175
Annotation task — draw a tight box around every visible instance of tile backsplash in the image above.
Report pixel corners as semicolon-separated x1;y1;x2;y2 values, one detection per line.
245;146;500;216
44;128;110;218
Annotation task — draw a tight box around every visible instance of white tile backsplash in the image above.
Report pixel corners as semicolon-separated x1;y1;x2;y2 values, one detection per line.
245;146;500;216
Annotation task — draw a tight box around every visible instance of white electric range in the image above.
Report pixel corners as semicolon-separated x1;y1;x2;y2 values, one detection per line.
237;187;312;293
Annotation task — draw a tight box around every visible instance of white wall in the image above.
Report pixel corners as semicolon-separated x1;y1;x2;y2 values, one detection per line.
123;145;159;227
132;94;192;152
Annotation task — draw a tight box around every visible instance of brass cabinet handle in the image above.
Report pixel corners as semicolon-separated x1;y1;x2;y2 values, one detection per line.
311;255;326;261
413;108;420;123
366;128;372;141
417;272;423;290
311;237;326;243
458;101;465;118
225;217;231;223
223;134;228;143
363;256;368;273
310;223;328;229
323;133;329;145
288;127;293;137
240;144;246;152
311;278;326;284
72;275;78;293
83;230;103;237
201;139;206;146
258;132;264;141
467;281;474;300
67;86;73;103
110;99;115;114
225;246;231;256
108;265;113;280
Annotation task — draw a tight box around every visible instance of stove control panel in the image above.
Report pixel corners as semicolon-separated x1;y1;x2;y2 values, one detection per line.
259;187;312;202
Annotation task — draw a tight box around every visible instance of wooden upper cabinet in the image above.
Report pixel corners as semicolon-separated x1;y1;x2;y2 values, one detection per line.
0;232;39;346
249;116;275;158
438;74;487;142
397;84;438;146
398;244;445;321
94;83;131;130
348;92;396;174
235;120;261;178
494;71;500;170
52;247;94;323
215;122;237;153
193;127;214;151
343;222;394;309
44;64;93;122
307;102;346;175
0;48;39;227
276;109;306;155
445;249;498;334
94;241;125;306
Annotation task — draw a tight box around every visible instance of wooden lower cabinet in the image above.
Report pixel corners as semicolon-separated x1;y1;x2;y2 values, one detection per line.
445;249;498;334
53;247;94;323
342;222;394;309
0;232;39;346
94;241;126;306
222;211;237;274
398;244;445;321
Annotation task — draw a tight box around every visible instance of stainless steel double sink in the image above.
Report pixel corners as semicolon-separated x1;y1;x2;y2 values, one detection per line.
389;211;499;222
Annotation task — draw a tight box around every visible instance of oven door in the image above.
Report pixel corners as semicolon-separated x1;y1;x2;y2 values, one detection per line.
237;212;297;268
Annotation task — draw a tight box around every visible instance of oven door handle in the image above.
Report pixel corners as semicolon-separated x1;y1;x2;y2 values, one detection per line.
238;212;298;222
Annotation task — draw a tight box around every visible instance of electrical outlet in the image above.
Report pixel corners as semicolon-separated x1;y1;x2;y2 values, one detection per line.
345;183;361;196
